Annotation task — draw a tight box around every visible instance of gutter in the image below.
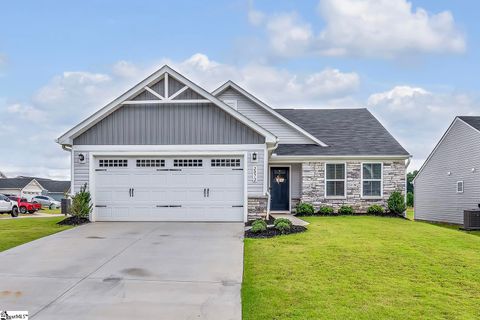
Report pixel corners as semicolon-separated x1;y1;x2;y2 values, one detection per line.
404;155;412;218
265;139;279;221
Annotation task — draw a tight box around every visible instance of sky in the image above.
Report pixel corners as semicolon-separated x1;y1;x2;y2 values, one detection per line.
0;0;478;179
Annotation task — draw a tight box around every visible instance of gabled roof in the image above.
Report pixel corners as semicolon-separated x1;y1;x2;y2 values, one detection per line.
414;116;480;183
0;178;45;190
17;177;71;193
273;108;410;157
212;81;327;147
57;65;277;145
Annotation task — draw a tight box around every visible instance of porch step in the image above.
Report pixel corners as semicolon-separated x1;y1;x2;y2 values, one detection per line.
270;213;309;226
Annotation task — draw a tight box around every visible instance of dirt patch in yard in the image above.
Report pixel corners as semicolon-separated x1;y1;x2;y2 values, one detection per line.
57;216;90;226
245;225;307;239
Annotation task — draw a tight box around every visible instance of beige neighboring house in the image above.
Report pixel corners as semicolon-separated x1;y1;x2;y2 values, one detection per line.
0;178;46;201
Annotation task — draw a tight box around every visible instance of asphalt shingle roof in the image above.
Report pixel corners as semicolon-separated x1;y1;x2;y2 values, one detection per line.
0;178;34;189
458;116;480;131
275;108;409;156
0;177;70;193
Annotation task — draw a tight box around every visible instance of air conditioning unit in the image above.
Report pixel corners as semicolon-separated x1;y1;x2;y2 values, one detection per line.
463;208;480;230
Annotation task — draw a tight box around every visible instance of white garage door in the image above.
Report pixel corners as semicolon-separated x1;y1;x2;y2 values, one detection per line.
93;156;244;221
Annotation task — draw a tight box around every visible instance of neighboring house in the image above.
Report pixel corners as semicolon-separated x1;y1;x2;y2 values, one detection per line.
0;178;45;200
414;116;480;224
57;65;410;222
18;177;71;201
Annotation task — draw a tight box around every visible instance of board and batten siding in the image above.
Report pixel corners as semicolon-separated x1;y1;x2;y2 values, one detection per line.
73;103;265;145
217;88;313;144
72;149;265;197
415;119;480;224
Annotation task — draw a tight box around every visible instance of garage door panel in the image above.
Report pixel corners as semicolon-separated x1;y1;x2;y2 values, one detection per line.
94;156;245;222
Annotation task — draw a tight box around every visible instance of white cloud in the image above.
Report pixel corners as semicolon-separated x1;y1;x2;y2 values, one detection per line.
0;54;359;179
168;53;359;106
249;0;466;58
367;86;478;169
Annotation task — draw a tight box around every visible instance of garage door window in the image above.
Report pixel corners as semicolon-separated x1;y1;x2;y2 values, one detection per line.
99;159;128;167
136;159;165;167
174;159;203;167
211;159;241;167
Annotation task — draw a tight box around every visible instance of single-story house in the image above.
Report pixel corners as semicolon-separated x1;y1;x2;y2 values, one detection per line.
57;65;410;222
0;178;45;200
414;116;480;224
0;177;71;201
17;177;71;201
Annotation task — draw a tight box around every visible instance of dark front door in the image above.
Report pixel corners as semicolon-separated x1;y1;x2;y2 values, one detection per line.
270;167;290;211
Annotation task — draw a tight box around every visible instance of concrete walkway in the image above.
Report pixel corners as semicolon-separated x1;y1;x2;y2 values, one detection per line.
270;213;310;226
0;222;244;319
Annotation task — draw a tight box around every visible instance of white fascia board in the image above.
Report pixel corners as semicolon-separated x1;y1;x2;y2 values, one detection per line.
269;154;410;163
57;66;278;145
212;81;328;147
413;117;468;184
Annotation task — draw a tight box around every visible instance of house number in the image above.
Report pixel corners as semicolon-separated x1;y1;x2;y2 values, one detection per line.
252;166;258;183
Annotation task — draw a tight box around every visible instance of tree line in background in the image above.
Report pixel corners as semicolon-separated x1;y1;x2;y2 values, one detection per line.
406;170;418;207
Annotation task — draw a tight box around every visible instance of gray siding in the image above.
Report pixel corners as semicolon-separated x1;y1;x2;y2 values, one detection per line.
415;120;480;224
217;88;314;144
73;103;265;145
73;151;89;193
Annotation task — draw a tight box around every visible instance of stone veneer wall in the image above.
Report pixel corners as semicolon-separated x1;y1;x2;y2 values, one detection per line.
248;197;268;220
301;160;406;212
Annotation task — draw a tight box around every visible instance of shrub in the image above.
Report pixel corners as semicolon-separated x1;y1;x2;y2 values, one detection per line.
251;219;267;233
367;204;385;215
338;205;355;215
70;183;92;219
318;206;335;216
295;202;315;216
275;221;291;234
406;192;414;207
388;191;407;215
274;218;293;228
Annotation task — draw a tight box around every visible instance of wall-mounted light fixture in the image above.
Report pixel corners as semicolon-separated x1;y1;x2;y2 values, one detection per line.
78;153;86;164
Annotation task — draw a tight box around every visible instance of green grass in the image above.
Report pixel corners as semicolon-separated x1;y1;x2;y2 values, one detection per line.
38;207;61;214
0;217;72;252
406;207;414;220
243;216;480;320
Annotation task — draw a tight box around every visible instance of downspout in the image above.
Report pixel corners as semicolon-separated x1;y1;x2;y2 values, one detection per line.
265;139;279;221
61;144;72;152
404;156;412;218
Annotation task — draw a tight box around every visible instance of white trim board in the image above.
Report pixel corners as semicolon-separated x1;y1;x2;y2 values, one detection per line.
72;144;266;152
57;65;278;145
212;81;327;147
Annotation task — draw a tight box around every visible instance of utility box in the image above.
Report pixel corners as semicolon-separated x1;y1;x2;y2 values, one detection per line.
61;198;71;215
463;209;480;230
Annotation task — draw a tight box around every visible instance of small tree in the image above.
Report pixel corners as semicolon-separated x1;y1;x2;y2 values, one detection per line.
388;191;406;215
70;183;92;219
406;192;414;207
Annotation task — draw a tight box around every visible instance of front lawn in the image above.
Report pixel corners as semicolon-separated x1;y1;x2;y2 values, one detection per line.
0;217;72;252
38;207;61;214
243;216;480;320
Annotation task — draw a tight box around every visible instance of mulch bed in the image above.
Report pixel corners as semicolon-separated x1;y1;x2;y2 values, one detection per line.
245;216;275;226
57;216;90;226
245;225;307;239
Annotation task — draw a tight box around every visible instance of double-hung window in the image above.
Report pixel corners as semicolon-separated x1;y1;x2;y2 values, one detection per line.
362;163;383;197
325;163;346;197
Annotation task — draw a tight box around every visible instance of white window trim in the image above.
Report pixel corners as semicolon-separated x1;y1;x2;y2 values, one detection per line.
457;181;464;193
324;162;347;199
361;162;384;199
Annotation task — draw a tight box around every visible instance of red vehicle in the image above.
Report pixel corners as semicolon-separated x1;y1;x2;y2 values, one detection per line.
7;196;41;214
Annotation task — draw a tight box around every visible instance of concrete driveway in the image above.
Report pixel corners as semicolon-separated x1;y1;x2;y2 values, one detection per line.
0;222;244;319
